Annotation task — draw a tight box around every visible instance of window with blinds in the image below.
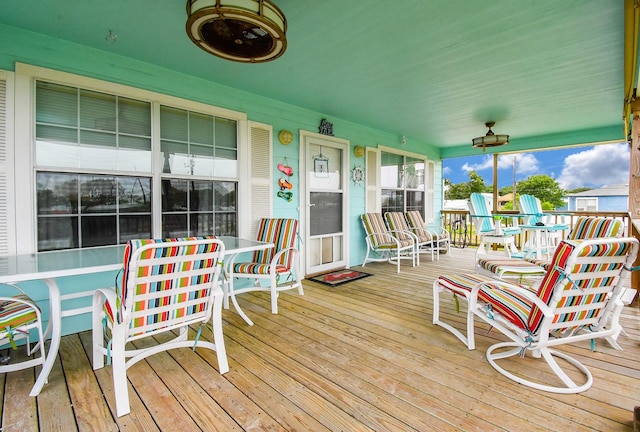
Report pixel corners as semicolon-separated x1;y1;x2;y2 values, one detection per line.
34;81;239;251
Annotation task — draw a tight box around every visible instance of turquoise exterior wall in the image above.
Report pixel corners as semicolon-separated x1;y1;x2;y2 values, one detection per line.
0;24;443;335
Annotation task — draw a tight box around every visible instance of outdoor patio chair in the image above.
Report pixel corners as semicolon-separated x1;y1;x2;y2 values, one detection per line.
524;216;623;269
518;194;569;259
361;212;416;273
385;211;434;264
434;236;638;393
405;210;451;259
468;193;521;257
0;284;50;396
92;236;228;417
477;216;628;289
226;218;302;323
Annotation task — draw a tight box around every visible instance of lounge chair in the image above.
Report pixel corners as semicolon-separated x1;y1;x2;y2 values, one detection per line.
405;210;451;259
92;236;228;417
469;193;521;257
225;218;303;325
434;237;638;393
385;211;435;263
361;213;416;273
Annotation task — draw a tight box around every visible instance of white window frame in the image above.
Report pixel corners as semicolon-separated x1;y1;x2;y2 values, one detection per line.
12;63;249;254
575;197;598;212
371;145;434;222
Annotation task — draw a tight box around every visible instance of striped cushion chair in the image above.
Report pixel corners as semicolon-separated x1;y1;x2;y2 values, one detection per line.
523;216;623;270
227;218;302;324
92;236;228;417
405;210;451;259
566;216;623;240
361;213;416;273
385;211;434;264
0;284;49;396
467;237;638;393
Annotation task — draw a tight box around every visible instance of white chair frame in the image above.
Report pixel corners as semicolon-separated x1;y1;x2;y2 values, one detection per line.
92;238;228;417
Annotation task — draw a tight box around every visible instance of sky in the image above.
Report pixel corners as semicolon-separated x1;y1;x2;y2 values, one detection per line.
442;142;630;190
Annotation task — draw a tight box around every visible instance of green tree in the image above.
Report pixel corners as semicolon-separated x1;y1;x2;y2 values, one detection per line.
516;174;565;208
445;170;488;199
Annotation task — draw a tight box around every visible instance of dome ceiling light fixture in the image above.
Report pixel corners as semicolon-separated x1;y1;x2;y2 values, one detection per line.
186;0;287;63
472;121;510;152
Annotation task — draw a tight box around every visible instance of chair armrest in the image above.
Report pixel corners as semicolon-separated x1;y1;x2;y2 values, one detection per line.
92;288;118;319
388;229;418;244
365;231;403;247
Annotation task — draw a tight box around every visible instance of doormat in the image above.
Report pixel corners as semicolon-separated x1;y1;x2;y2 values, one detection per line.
308;269;372;287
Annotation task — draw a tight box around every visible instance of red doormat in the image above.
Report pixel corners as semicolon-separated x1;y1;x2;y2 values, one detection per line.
308;269;372;287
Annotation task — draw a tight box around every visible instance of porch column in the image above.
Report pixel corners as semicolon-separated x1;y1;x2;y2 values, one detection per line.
629;109;640;290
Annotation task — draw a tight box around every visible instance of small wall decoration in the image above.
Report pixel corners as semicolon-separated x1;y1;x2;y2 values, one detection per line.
351;165;365;185
354;145;365;158
314;156;329;177
277;157;294;202
319;118;334;136
278;129;293;145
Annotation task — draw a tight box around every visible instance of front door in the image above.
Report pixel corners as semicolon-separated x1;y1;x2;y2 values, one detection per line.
300;130;349;275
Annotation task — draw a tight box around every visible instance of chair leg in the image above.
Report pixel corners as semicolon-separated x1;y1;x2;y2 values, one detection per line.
111;330;130;417
92;302;105;370
270;272;279;314
432;280;474;350
30;279;61;397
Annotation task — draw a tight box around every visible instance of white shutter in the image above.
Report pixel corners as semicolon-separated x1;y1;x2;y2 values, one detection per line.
248;122;273;238
365;147;380;212
0;76;9;255
425;160;435;223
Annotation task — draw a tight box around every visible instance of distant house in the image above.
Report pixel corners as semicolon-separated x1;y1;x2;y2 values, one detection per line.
562;183;629;212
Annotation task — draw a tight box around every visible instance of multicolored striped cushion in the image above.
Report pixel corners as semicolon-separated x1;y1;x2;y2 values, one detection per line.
437;274;534;329
0;295;39;334
567;217;623;240
526;239;633;334
551;241;633;329
112;236;219;326
232;262;288;275
231;219;298;276
476;257;545;275
361;213;397;248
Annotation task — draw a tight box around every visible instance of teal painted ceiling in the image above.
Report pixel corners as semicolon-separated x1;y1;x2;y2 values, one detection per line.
0;1;631;155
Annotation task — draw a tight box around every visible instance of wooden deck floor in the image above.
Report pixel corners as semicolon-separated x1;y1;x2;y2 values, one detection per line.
2;246;640;431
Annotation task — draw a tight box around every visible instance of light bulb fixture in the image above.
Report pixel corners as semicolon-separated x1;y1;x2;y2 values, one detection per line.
472;121;510;152
186;0;287;63
105;30;118;44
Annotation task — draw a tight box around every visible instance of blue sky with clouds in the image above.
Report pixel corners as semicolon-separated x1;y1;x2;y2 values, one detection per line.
442;143;630;190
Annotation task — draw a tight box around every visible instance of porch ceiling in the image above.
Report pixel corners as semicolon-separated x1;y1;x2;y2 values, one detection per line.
0;1;633;156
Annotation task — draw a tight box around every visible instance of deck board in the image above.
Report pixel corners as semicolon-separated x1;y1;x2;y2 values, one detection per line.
2;246;639;431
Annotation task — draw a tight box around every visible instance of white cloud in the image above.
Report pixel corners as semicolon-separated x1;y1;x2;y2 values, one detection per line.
442;166;451;176
461;155;493;173
462;153;539;175
556;144;629;190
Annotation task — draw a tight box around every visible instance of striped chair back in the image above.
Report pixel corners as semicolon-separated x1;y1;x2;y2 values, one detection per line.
567;216;623;240
251;218;298;269
405;211;425;232
526;237;636;335
361;213;395;248
114;236;224;333
384;212;414;242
